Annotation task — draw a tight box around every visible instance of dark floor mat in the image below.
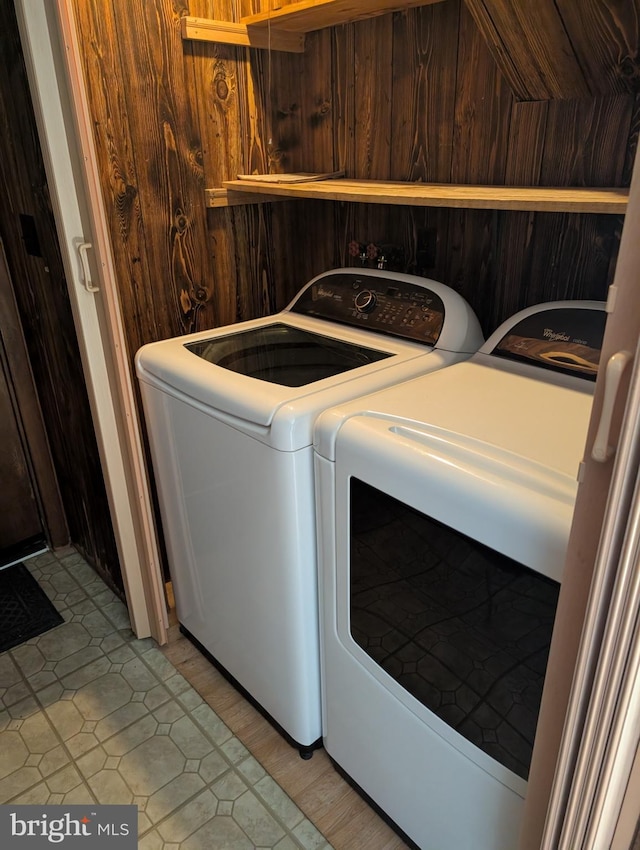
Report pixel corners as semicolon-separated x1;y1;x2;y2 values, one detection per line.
0;562;63;653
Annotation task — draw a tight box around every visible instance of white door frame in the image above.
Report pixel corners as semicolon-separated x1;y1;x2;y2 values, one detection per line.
520;145;640;848
14;0;167;644
539;151;640;849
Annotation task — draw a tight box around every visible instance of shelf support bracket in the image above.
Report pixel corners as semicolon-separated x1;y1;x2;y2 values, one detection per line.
181;17;305;53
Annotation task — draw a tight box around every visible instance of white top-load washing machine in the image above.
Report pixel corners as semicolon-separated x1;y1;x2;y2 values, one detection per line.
313;300;606;846
135;267;483;755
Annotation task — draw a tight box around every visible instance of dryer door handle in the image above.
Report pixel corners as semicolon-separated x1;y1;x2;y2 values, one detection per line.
591;350;633;462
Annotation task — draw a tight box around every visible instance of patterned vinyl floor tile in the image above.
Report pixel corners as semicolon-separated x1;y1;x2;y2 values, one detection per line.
0;549;332;850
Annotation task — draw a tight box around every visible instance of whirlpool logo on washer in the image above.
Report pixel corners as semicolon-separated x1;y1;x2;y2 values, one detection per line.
0;806;137;848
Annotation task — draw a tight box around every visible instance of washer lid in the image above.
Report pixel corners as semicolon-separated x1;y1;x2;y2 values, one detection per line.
135;312;440;434
184;322;391;387
134;268;484;442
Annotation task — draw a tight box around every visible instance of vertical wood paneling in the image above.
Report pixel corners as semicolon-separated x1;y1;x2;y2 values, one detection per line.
188;1;295;322
328;21;358;274
265;23;345;301
491;101;548;326
491;96;633;330
188;43;244;185
463;0;639;100
541;96;634;186
241;48;270;175
298;29;335;172
354;17;393;178
235;42;277;316
524;212;620;305
622;94;640;184
109;0;212;340
349;17;394;282
463;0;589;101
332;23;356;174
265;27;337;304
523;96;633;313
204;208;240;327
74;0;226;342
554;0;640;97
389;1;459;305
73;0;179;344
186;2;254;326
263;47;303;173
390;1;460;182
504;101;549;186
445;3;512;329
72;1;636;339
451;3;513;183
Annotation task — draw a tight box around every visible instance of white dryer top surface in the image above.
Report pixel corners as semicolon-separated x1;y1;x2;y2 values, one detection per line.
314;357;594;479
314;358;595;580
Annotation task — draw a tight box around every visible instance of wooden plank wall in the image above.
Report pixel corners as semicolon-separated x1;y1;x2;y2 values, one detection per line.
0;0;122;593
254;0;637;333
465;0;640;101
70;0;637;348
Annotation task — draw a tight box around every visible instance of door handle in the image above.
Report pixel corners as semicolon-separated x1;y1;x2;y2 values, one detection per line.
78;241;99;293
591;350;633;462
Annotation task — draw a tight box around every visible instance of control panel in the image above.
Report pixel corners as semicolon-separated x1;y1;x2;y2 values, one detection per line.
493;306;606;381
290;272;445;346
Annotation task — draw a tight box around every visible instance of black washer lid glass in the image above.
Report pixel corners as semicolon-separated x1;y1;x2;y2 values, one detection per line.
492;307;606;381
184;322;391;387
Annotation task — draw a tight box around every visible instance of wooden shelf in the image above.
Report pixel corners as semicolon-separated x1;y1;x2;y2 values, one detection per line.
206;188;293;208
216;178;629;213
181;18;305;53
182;1;445;52
242;0;444;33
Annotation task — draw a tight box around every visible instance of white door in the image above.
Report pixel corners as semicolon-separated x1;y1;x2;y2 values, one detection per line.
520;150;640;847
14;0;167;643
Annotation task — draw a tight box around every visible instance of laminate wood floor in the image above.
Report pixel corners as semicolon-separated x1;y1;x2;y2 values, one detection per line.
161;609;411;850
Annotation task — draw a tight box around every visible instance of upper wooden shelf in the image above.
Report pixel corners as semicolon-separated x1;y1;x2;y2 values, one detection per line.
182;0;445;52
214;178;629;213
242;0;444;33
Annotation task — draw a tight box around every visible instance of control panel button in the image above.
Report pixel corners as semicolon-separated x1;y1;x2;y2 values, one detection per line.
354;289;377;313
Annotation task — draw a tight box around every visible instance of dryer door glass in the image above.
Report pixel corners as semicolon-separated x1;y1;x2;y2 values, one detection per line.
185;323;391;387
349;478;560;781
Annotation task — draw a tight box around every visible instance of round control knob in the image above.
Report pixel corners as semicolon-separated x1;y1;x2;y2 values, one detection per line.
354;289;377;313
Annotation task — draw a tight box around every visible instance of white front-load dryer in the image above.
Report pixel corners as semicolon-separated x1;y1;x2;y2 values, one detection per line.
313;301;606;845
135;268;483;755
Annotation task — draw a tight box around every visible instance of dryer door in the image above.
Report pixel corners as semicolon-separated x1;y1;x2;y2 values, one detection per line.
318;413;577;850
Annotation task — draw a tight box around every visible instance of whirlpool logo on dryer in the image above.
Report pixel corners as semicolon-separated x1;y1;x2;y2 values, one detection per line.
543;327;571;342
0;806;137;849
